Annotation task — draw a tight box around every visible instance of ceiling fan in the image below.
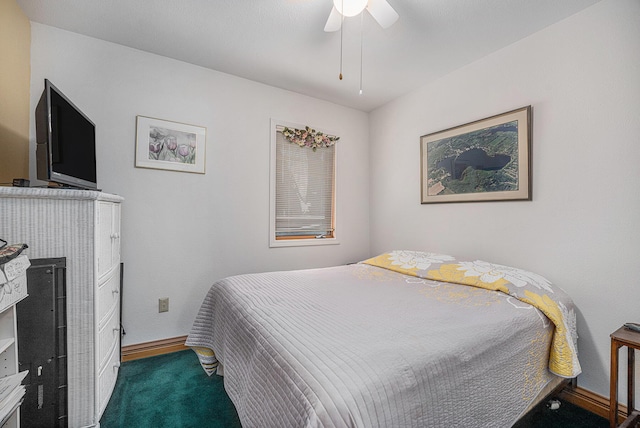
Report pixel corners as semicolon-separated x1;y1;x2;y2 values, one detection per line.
324;0;399;32
325;0;399;93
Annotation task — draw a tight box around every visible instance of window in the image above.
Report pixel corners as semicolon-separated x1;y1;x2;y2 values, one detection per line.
270;120;338;247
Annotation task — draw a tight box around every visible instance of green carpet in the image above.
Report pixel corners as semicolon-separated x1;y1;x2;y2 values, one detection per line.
100;350;241;428
101;350;608;427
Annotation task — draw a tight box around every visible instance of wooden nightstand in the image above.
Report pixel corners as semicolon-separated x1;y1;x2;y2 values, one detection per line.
610;326;640;428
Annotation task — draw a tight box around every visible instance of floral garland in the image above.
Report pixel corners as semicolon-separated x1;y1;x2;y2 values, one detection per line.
282;126;339;151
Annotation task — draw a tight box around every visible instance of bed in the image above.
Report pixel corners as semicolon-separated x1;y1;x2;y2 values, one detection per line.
186;250;581;427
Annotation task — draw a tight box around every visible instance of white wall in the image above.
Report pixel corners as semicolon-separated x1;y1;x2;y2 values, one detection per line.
28;24;370;346
369;0;640;400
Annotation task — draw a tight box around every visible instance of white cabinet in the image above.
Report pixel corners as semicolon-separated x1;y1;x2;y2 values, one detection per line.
0;187;124;427
95;200;122;418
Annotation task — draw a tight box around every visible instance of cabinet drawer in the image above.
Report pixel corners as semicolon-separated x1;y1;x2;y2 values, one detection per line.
97;267;120;325
97;339;120;417
98;306;120;371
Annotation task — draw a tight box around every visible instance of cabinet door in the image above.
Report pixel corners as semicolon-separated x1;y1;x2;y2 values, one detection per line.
112;203;121;266
97;202;119;279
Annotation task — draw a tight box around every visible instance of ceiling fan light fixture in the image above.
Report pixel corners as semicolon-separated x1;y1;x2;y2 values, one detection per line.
333;0;368;17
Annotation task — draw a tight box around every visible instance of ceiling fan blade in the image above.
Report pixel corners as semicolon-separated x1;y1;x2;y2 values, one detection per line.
366;0;399;29
324;6;342;32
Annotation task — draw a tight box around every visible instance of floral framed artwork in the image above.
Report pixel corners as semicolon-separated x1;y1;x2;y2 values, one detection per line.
420;106;531;203
135;116;206;174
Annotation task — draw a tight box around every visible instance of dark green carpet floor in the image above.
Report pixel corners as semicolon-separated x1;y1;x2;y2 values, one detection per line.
100;350;241;428
101;350;608;427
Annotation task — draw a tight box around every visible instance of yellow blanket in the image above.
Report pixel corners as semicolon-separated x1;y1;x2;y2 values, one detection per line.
362;250;581;378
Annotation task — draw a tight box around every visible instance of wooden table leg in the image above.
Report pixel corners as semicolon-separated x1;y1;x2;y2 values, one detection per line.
611;339;620;428
628;347;635;418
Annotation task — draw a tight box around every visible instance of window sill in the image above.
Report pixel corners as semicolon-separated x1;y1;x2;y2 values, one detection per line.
269;237;340;248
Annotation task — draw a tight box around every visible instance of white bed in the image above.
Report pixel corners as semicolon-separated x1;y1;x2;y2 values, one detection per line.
186;251;580;427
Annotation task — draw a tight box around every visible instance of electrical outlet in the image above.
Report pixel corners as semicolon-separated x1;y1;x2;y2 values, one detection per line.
159;297;169;313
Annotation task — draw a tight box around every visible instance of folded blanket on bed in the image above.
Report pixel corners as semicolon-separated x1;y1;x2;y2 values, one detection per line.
361;250;581;378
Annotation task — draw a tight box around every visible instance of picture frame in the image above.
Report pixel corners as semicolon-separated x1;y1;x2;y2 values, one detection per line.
135;116;206;174
420;106;531;204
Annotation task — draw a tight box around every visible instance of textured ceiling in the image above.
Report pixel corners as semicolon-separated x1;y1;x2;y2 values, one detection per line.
16;0;601;112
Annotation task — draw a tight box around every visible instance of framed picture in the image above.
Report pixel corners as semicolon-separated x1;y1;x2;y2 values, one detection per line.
420;106;531;204
135;116;206;174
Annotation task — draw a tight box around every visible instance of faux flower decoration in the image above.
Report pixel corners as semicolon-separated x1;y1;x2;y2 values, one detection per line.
282;126;339;151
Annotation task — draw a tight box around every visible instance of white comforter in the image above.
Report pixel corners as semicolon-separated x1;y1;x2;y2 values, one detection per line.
186;262;562;427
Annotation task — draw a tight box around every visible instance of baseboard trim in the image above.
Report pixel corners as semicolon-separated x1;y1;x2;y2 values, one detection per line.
121;335;189;362
559;384;627;423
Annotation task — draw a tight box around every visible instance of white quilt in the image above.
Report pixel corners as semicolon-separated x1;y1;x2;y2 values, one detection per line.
186;261;565;427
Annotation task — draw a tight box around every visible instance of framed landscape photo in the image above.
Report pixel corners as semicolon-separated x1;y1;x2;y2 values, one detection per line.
135;116;206;174
420;106;531;204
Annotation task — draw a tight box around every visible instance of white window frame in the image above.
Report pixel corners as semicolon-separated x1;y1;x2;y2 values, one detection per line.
269;119;339;248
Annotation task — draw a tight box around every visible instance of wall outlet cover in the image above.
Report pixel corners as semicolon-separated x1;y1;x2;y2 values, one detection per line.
159;297;169;313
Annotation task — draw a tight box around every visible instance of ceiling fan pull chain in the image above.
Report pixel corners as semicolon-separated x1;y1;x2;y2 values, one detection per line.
359;12;363;94
339;2;344;80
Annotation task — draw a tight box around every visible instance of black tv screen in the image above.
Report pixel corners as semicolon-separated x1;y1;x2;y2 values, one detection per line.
36;79;97;190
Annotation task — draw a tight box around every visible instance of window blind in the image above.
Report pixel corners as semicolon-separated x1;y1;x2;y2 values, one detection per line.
275;130;335;238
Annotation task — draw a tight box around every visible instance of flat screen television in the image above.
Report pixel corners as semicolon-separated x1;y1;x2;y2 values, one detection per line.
35;79;98;190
